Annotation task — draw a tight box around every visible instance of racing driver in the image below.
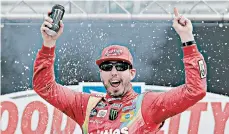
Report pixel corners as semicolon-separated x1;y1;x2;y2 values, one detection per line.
33;8;207;134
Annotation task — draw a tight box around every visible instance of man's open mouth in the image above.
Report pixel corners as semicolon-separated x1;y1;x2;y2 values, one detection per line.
110;80;121;87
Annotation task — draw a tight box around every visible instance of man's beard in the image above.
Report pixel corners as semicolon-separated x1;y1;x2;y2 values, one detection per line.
109;89;124;97
103;81;130;98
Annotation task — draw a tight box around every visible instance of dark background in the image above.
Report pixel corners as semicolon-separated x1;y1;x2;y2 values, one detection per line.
1;19;229;96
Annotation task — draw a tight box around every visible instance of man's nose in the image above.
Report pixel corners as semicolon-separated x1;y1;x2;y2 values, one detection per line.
111;66;118;76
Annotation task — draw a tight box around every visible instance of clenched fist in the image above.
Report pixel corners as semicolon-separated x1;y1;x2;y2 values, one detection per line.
172;8;194;43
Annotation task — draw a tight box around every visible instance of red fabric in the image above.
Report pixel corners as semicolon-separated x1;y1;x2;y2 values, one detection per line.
33;45;90;127
33;44;207;133
142;44;207;128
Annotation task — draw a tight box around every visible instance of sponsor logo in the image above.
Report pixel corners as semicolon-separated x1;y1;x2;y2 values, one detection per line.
97;110;107;118
96;101;107;109
90;108;97;117
198;60;207;79
109;108;118;120
111;103;122;108
122;104;136;112
107;98;121;102
120;111;134;122
96;127;128;134
105;48;123;57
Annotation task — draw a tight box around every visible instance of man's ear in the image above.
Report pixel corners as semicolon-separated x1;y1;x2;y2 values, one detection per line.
130;69;136;81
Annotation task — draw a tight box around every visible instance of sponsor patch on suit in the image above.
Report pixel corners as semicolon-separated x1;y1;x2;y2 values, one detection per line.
122;104;136;112
120;111;134;122
90;108;97;117
109;108;118;120
198;60;207;79
96;101;107;108
111;103;122;109
97;110;107;118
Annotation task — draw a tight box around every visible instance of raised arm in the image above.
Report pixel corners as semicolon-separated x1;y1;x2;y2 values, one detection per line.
33;14;89;126
142;8;207;125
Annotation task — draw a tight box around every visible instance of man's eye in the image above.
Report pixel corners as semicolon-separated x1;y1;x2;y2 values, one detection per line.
116;64;126;71
102;65;109;68
116;66;122;70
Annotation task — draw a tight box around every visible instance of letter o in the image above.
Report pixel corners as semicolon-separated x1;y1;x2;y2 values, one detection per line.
113;129;121;134
21;101;48;134
1;101;18;134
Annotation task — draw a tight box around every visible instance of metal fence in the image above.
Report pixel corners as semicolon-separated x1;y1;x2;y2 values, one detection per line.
1;0;229;20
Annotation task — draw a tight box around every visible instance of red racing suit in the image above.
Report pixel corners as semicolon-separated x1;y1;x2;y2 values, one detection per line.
33;44;207;134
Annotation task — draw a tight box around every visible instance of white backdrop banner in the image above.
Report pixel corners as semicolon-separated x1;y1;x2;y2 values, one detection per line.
1;82;229;134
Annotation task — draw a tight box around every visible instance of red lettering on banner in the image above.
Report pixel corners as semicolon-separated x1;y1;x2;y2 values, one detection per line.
51;108;76;134
0;101;18;134
212;102;229;134
168;113;181;134
187;102;208;134
1;100;228;133
21;101;48;134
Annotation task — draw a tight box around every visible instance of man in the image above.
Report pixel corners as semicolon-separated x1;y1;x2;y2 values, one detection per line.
33;8;207;134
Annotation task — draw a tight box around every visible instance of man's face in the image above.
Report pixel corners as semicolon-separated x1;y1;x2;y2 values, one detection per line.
99;61;136;97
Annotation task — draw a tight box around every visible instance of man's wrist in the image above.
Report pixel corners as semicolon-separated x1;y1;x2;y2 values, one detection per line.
43;40;56;48
180;33;194;43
